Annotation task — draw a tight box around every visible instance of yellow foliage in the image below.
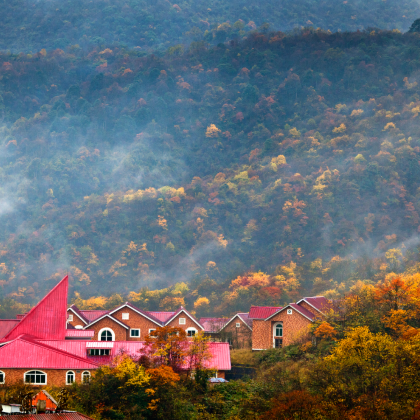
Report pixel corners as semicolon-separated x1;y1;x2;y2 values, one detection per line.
271;154;287;165
351;109;364;117
194;296;210;309
332;123;346;133
289;127;301;138
383;122;396;130
205;124;221;138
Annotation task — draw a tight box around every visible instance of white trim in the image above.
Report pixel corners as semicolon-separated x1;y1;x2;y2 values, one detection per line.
122;313;129;320
130;328;140;337
84;314;129;330
273;323;283;348
264;305;314;322
0;370;4;384
186;327;198;337
148;328;157;338
108;304;162;326
82;371;91;383
67;308;88;325
179;317;186;325
221;314;252;332
66;370;75;385
98;327;115;341
296;297;326;315
236;323;240;328
68;314;73;322
24;370;47;385
164;309;204;330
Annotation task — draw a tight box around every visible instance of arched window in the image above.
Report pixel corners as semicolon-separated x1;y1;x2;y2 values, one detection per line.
0;370;4;384
98;328;115;341
186;328;197;337
24;370;47;385
275;324;283;337
82;371;91;383
66;371;75;385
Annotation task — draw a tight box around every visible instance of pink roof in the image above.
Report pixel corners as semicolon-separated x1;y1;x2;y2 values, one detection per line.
40;340;231;371
237;313;253;328
3;276;68;341
65;330;95;338
0;320;20;339
146;311;175;323
79;310;109;322
299;296;330;313
288;303;316;320
199;317;229;332
0;335;99;369
249;306;282;319
0;413;95;420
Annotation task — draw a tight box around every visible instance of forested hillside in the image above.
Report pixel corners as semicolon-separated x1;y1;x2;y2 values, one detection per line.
3;26;420;317
0;0;419;53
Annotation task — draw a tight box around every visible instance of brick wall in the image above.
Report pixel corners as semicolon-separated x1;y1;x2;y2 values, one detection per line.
166;312;203;338
88;317;128;341
221;316;252;349
298;301;322;319
111;307;161;341
1;368;96;387
252;309;312;350
66;311;86;329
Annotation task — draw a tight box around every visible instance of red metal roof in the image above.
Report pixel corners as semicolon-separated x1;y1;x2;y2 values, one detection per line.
0;413;95;420
40;340;231;371
0;335;99;369
4;276;68;341
299;296;330;313
199;317;229;332
146;311;175;323
288;303;315;320
0;320;20;339
79;309;109;322
249;306;282;319
65;330;95;338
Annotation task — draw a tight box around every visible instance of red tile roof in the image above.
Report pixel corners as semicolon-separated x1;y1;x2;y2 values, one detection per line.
0;413;95;420
0;335;99;369
3;276;68;341
199;317;229;332
0;320;20;339
298;296;330;313
249;306;282;319
146;311;175;323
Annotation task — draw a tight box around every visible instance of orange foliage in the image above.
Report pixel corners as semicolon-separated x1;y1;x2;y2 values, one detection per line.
314;322;337;340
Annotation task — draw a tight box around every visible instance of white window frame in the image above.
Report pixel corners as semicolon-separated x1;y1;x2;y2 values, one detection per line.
273;323;283;348
98;327;115;341
130;329;140;337
179;317;186;325
68;314;73;321
24;370;47;385
82;371;91;383
122;313;129;320
186;328;197;337
75;325;83;329
66;371;75;385
149;328;156;337
236;323;240;328
0;370;4;384
287;309;293;315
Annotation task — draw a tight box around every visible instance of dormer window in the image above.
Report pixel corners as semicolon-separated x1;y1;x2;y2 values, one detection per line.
179;318;186;325
122;313;129;320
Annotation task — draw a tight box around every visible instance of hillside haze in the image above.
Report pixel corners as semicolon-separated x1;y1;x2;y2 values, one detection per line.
1;1;420;315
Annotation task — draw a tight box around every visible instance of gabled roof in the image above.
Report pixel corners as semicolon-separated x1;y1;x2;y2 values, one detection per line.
80;310;110;322
199;317;229;333
221;313;253;331
0;320;20;339
164;307;204;330
265;303;316;322
108;302;163;326
296;296;330;314
146;311;175;323
3;276;68;341
0;335;99;369
67;305;89;325
249;306;282;319
83;314;129;330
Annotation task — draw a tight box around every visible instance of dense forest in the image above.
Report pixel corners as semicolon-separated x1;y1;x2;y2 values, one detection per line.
1;0;420;53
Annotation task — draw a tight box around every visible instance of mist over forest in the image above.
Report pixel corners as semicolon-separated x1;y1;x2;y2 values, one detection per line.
2;0;420;319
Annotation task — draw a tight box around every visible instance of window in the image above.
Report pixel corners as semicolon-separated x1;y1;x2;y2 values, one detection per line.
68;314;73;321
236;323;240;328
179;318;186;325
66;371;75;385
149;329;157;337
122;313;129;320
75;325;83;329
25;371;46;385
0;371;4;384
186;328;197;337
82;371;91;383
130;329;140;337
89;349;110;356
275;338;283;348
287;309;293;315
275;323;283;337
99;328;115;341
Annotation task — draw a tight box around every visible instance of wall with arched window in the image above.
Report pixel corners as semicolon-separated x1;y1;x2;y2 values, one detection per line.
273;323;283;349
24;370;47;385
98;327;115;341
66;371;75;385
82;371;91;383
0;370;4;384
